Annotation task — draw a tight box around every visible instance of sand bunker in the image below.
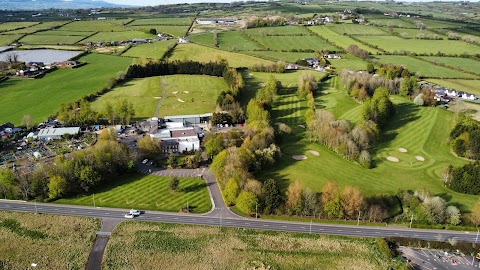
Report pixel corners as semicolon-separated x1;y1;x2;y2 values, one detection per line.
184;91;189;93
399;148;408;153
153;97;162;99
172;91;178;94
308;150;319;156
387;156;399;162
415;156;425;161
292;155;308;161
298;124;306;128
177;99;185;103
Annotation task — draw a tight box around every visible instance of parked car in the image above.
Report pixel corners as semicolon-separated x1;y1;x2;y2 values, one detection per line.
124;213;135;219
142;159;148;164
130;209;141;216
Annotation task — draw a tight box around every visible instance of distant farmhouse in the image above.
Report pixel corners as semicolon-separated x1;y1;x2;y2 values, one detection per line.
196;18;237;25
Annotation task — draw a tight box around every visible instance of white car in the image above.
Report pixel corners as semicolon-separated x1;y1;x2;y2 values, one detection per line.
142;159;148;164
129;209;141;216
124;213;135;219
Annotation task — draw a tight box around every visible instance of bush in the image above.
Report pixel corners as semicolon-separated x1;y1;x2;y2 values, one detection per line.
236;191;258;214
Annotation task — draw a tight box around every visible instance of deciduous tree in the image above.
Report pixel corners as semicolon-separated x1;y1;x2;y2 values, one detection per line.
286;180;303;215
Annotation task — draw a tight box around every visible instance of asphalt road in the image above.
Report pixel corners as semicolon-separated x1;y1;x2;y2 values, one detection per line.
1;200;479;244
399;246;480;270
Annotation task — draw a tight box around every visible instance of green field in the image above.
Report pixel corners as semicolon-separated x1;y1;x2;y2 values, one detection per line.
0;22;40;32
189;33;214;46
412;18;469;29
373;55;478;79
0;53;132;125
389;27;446;39
56;174;212;213
245;25;313;36
122;40;177;59
258;82;478;211
328;55;368;71
0;34;22;46
59;20;130;32
35;30;95;36
368;18;417;28
128;25;190;37
253;35;336;51
87;31;155;42
218;31;262;51
426;79;480;96
0;211;99;269
128;18;192;26
104;222;398;270
421;56;480;75
169;43;273;68
246;51;313;62
19;34;87;45
357;36;480;55
329;24;387;35
309;26;380;53
2;21;69;35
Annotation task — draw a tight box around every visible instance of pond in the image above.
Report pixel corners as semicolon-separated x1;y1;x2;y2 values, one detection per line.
0;49;82;63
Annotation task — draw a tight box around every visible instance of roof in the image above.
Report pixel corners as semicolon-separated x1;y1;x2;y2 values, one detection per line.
171;128;197;138
197;18;236;21
164;113;213;120
37;127;80;137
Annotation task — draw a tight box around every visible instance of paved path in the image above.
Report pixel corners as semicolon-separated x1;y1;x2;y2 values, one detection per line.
153;77;167;118
1;200;479;244
85;218;122;270
399;246;479;270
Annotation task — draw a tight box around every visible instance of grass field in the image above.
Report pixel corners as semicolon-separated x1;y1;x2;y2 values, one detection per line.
129;25;190;37
122;40;176;59
426;79;480;96
412;18;470;29
329;24;387;35
87;31;155;42
0;22;40;32
0;53;132;125
2;21;69;35
373;55;478;79
103;221;398;270
389;27;446;39
420;56;480;75
357;36;480;55
0;211;99;269
309;26;380;53
368;18;417;28
0;34;22;46
59;20;130;32
252;35;337;51
246;51;313;62
56;174;212;213
258;82;479;212
218;31;262;51
169;43;273;68
35;30;96;36
189;33;214;47
244;25;313;36
328;55;368;71
128;18;192;26
19;34;87;45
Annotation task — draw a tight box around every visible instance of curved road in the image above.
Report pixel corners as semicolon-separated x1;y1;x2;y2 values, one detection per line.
0;200;478;244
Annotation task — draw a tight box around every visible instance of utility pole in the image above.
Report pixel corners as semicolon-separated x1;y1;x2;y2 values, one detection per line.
410;213;414;228
357;211;361;226
255;204;258;219
475;228;479;244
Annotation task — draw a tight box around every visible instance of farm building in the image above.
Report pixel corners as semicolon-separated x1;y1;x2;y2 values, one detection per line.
164;113;212;127
37;127;80;140
196;18;236;25
150;127;200;153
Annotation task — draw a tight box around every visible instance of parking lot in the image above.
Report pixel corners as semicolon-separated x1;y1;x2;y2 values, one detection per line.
399;246;479;270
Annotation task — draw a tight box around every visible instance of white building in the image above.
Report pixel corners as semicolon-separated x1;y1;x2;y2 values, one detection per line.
37;127;80;140
150;127;200;153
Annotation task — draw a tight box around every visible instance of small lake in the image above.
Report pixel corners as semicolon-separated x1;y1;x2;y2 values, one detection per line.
0;49;82;63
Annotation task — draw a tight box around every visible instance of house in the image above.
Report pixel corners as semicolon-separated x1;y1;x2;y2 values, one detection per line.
285;63;299;70
132;38;147;44
57;61;80;68
325;54;341;59
304;58;319;67
178;37;189;43
446;89;457;97
324;16;334;23
150;127;200;153
196;18;236;25
37;127;80;140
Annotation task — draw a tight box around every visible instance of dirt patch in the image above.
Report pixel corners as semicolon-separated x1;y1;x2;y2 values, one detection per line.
184;91;189;94
308;150;319;156
387;156;399;162
292;155;308;161
415;156;425;161
172;91;178;94
399;148;408;153
178;99;185;103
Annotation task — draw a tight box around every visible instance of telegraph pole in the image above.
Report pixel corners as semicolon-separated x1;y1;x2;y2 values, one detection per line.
357;211;361;226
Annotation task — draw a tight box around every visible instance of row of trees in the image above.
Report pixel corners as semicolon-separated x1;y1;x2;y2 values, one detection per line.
0;129;134;201
449;113;480;160
126;60;227;79
339;69;404;99
361;87;395;127
246;17;287;28
250;61;285;73
346;44;370;59
444;163;480;195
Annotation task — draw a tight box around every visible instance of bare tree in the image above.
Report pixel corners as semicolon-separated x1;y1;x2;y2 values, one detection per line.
21;115;33;130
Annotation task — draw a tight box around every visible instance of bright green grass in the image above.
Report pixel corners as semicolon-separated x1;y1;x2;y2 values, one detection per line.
128;18;192;26
246;51;313;62
373;55;478;79
328;55;368;71
87;31;155;42
329;24;387;35
357;36;480;55
19;34;87;45
128;25;190;37
252;35;336;51
156;75;227;117
426;79;480;96
59;20;130;32
2;21;69;35
169;43;273;68
309;26;380;53
0;34;21;46
55;174;211;213
244;25;313;36
413;18;470;29
369;18;417;28
315;76;360;119
0;22;40;32
420;56;480;75
122;40;177;59
218;31;261;51
189;33;214;47
389;27;446;39
35;30;96;36
104;222;397;270
259;90;479;211
0;53;132;125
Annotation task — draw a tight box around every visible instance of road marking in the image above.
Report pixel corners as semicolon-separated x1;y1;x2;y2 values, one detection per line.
87;212;92;214
355;231;361;233
282;226;287;228
174;217;178;220
104;212;109;215
263;224;269;227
